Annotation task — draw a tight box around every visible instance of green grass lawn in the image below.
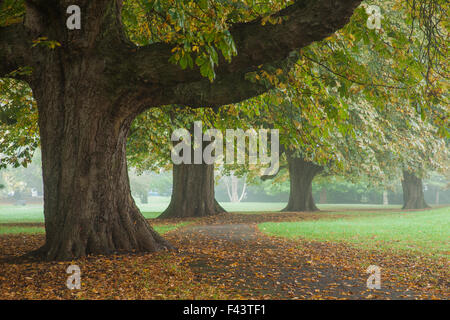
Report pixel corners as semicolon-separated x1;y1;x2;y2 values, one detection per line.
259;206;450;257
0;198;404;223
0;226;45;235
2;200;446;257
133;198;290;214
0;222;189;236
0;205;46;223
232;203;402;214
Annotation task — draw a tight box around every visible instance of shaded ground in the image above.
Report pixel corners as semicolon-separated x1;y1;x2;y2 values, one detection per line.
0;210;448;299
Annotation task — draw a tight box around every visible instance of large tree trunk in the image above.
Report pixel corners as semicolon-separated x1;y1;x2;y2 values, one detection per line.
158;162;225;219
31;67;172;261
283;156;323;212
401;171;430;210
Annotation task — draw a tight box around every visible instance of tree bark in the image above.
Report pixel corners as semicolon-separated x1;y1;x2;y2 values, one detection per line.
29;58;173;260
283;156;323;212
401;171;430;210
158;162;225;219
36;111;173;260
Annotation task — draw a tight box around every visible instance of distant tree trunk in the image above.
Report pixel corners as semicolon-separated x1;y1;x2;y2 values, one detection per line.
139;192;149;204
383;190;389;205
283;156;323;212
159;121;224;219
159;162;225;218
435;189;440;205
319;187;327;204
401;171;430;209
225;173;247;203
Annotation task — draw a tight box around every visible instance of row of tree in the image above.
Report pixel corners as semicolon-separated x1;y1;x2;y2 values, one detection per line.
1;0;448;260
126;0;448;216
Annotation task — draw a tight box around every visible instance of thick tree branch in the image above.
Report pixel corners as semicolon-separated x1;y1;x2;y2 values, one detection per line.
162;56;297;107
1;0;127;77
120;0;362;107
0;23;32;78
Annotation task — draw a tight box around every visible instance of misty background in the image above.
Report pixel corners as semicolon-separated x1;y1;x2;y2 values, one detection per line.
1;150;449;210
